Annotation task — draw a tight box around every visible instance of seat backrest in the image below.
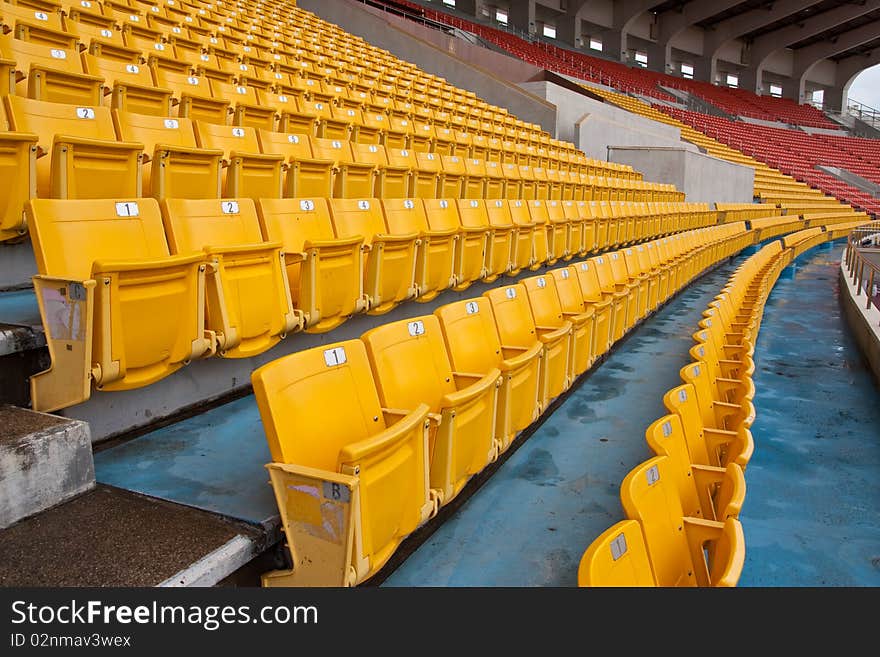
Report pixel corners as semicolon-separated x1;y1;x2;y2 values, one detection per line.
507;199;532;226
433;297;504;374
327;197;386;245
5;94;116;152
550;267;587;315
113;110;199;151
82;52;155;90
590;254;617;293
351;141;388;167
644;413;706;518
526;199;549;226
160;197;265;253
256;129;313;160
152;66;216;101
311;136;355;164
255;197;335;252
27;197;170;280
422;198;460;233
662;383;711;465
569;260;604;303
483;283;538;349
194;121;262;157
620;455;696;587
521;274;565;329
251;339;387;468
577;519;656;587
0;32;82;76
361;314;455;414
484;198;513;228
379;198;430;235
455;199;489;230
608;250;631;287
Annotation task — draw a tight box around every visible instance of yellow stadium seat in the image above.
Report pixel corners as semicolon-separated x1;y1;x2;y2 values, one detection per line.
663;382;755;470
645;414;746;522
309;136;374;199
350;141;410;199
253;339;436;587
452;199;491;291
483;283;571;409
212;79;278;131
505;199;538;274
437;154;465;199
482;198;516;282
521;272;591;381
543;199;571;263
5;94;143;199
27;197;213;412
256;130;334;199
328;197;419;315
434;297;541;454
256;197;368;334
522;200;556;270
590;253;630;342
549;266;596;375
361;315;500;506
112;110;222;199
151;64;230;125
0;128;38;242
577;519;657;586
160;197;300;357
382;146;418;198
687;341;756;408
1;2;76;49
621;245;654;319
569;259;615;358
0;33;102;104
678;360;755;430
379;198;456;303
81;52;173;116
620;455;746;587
193;121;284;199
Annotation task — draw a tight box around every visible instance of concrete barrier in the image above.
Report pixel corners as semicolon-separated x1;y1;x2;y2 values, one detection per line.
607;146;755;204
0;405;93;528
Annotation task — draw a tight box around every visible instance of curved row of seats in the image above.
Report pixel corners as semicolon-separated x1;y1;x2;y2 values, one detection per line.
575;222;867;587
26;194;717;413
249;220;757;587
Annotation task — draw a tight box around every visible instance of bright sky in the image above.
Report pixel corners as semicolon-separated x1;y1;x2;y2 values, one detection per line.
847;63;880;110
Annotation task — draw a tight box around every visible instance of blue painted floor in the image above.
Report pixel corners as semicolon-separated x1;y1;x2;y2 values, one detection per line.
94;395;277;526
738;243;880;586
0;288;40;326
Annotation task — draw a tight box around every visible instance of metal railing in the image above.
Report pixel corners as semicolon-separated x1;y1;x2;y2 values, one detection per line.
844;221;880;322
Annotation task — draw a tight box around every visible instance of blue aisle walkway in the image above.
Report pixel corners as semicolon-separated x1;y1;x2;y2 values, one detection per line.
737;243;880;586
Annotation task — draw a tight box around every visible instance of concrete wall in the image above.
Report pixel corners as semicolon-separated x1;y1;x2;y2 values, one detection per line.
0;241;37;291
297;0;557;134
0;406;93;528
607;146;755;204
518;79;692;157
839;252;880;389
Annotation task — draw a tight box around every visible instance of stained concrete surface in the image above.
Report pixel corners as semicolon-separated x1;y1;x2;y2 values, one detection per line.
0;484;262;586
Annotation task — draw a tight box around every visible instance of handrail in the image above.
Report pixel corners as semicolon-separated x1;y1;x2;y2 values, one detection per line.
844;220;880;321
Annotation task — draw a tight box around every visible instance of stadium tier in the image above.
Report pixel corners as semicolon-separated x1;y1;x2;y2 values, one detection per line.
0;0;877;596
